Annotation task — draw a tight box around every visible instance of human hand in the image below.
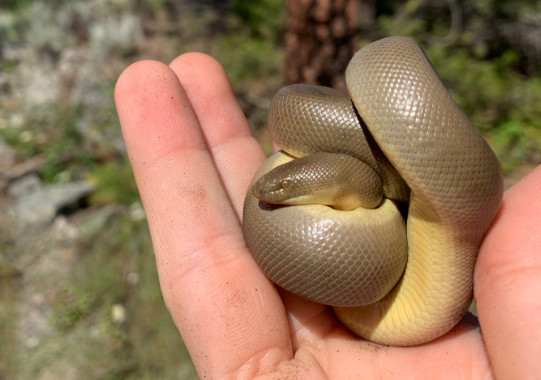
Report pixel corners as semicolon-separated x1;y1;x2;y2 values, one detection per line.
115;53;541;379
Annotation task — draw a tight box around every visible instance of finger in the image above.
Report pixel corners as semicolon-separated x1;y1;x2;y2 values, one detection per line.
115;60;291;378
475;165;541;379
169;53;267;219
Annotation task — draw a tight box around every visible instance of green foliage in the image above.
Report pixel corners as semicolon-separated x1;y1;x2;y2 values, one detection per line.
207;0;284;93
425;42;541;173
0;103;79;158
230;0;284;41
87;159;139;206
374;0;541;172
0;0;33;11
213;33;283;88
0;10;22;43
50;287;97;330
491;121;532;173
0;103;99;186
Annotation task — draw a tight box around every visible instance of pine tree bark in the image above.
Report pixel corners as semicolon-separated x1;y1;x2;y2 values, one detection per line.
284;0;360;90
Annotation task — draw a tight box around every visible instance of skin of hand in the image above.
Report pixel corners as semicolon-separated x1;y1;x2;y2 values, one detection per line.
115;52;541;380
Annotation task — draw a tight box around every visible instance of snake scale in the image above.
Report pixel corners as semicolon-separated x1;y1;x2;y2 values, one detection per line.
243;36;503;346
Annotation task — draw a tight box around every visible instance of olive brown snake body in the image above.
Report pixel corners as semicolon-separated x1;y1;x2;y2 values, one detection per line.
243;36;503;346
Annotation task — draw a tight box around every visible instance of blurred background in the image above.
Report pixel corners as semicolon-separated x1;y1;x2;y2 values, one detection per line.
0;0;539;378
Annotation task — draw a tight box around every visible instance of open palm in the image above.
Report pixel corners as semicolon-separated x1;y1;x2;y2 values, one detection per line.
115;53;541;379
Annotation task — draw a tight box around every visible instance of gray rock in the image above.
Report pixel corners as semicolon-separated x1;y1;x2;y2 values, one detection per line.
9;176;95;228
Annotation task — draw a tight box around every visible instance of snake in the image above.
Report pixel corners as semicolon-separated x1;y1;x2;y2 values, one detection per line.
242;36;503;346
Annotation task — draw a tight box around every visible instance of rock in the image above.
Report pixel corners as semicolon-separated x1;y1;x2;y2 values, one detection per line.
7;173;42;198
8;175;95;228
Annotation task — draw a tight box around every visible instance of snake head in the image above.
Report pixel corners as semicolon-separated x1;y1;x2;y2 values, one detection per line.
251;171;296;204
251;152;383;210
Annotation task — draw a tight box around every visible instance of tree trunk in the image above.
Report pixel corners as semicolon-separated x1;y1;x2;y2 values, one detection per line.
284;0;360;91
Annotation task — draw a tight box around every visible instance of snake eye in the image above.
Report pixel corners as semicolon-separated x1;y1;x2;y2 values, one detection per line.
280;180;289;189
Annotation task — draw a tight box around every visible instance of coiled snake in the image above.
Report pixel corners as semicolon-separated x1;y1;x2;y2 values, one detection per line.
243;36;503;346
